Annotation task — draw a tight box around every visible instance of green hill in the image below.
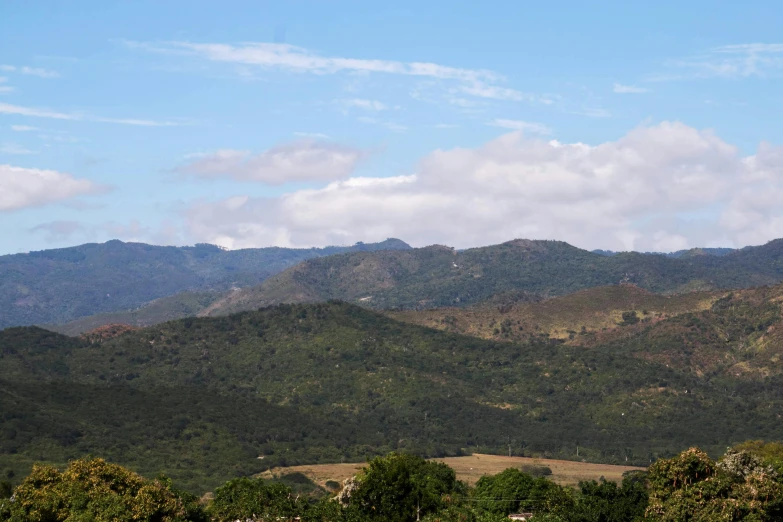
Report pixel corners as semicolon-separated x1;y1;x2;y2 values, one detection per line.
200;237;783;317
4;286;783;491
0;238;410;329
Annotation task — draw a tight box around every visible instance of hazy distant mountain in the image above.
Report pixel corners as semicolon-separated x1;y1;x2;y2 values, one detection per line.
592;247;737;258
0;238;411;329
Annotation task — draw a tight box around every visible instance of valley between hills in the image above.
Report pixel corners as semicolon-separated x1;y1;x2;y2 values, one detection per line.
2;237;783;496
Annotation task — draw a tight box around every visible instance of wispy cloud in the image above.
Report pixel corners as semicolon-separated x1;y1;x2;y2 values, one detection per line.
294;131;329;139
613;83;649;93
0;102;187;126
0;65;60;78
30;220;85;242
573;107;611;118
11;125;39;132
652;43;783;81
127;40;532;102
340;98;389;111
488;119;551;135
357;116;407;132
0;102;73;120
0;76;12;94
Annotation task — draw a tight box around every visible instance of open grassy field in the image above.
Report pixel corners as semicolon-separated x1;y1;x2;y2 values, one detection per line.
260;454;645;488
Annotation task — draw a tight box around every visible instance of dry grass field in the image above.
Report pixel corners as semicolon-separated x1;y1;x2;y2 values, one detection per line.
260;454;645;488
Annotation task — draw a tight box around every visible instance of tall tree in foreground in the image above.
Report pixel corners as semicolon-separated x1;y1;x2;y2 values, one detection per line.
346;453;463;522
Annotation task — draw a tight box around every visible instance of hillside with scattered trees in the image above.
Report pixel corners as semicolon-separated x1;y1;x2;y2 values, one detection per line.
3;284;783;492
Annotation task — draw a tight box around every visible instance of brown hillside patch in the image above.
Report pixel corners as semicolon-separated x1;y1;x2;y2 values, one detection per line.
259;454;644;488
388;285;726;345
81;323;138;343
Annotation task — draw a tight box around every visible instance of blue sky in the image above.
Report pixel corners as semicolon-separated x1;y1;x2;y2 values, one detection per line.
2;0;783;255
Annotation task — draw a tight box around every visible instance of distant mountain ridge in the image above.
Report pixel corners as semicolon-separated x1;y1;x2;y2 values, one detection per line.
0;238;411;329
199;237;783;317
48;237;783;334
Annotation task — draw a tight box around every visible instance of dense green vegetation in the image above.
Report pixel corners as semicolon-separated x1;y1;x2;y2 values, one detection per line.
3;286;783;492
203;237;783;317
0;238;410;329
6;447;783;521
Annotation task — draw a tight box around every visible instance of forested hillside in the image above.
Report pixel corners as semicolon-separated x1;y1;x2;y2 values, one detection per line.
0;238;410;328
200;237;783;317
4;285;783;492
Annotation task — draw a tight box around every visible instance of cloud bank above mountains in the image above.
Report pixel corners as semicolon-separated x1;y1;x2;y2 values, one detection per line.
177;121;783;252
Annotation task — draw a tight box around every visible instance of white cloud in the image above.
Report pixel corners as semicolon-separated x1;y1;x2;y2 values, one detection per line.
488;119;551;135
180;121;783;252
0;143;36;155
0;164;104;211
613;83;649;93
175;139;366;184
129;40;529;102
0;102;186;126
10;125;39;132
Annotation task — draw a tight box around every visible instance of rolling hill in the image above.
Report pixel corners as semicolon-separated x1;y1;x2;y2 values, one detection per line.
4;284;783;492
0;238;410;329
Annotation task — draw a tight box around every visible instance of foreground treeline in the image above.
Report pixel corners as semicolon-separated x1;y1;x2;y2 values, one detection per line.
3;442;783;521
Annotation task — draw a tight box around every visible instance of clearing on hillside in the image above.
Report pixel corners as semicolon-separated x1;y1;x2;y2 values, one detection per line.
259;454;645;488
